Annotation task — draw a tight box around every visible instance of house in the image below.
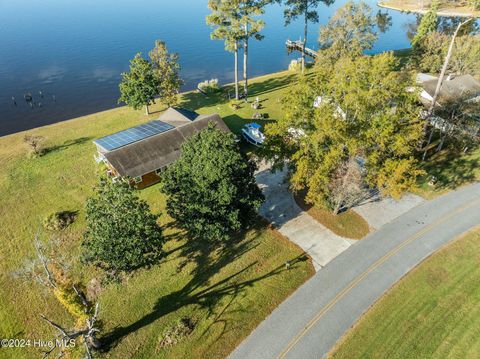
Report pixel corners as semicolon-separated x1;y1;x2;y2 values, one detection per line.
417;73;480;107
93;107;231;189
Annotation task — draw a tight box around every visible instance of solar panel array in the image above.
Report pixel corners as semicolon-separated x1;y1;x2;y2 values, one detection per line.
95;120;174;151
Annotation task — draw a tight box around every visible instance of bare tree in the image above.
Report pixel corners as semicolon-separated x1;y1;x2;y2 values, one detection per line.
422;17;474;160
41;303;101;359
329;157;369;215
15;233;102;358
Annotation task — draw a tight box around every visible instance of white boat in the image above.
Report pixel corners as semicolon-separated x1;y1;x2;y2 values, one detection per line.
241;123;265;146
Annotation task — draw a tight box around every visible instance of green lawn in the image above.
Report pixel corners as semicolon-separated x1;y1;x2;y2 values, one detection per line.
416;144;480;199
330;228;480;359
0;70;314;359
293;190;370;240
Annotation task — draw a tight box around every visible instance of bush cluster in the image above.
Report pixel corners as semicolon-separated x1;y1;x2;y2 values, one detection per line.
198;78;220;93
43;211;77;231
158;318;195;349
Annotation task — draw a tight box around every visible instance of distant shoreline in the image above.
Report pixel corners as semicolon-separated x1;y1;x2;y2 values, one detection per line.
378;1;480;18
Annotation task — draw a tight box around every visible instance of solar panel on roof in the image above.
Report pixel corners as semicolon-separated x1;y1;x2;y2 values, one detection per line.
95;120;174;151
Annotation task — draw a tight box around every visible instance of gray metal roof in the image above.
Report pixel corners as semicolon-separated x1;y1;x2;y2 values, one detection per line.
104;114;231;178
157;107;199;128
423;74;480;104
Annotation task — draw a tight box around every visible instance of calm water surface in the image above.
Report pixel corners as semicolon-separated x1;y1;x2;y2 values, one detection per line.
0;0;416;136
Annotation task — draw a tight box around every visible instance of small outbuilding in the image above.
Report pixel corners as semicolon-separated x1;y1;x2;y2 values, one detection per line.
93;107;231;189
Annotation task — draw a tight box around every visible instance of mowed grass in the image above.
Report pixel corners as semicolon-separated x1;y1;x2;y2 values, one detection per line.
329;228;480;359
0;71;315;358
416;144;480;199
293;190;370;240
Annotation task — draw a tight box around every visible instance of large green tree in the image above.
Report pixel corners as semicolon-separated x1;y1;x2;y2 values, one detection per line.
161;123;264;241
82;177;163;274
263;53;424;211
207;0;243;99
118;53;158;115
149;40;183;108
282;0;334;73
411;32;480;79
318;1;377;62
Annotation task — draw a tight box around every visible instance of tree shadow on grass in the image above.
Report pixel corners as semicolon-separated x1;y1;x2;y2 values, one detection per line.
223;114;276;135
421;148;480;191
246;74;297;98
178;74;297;112
42;136;93;156
100;219;309;351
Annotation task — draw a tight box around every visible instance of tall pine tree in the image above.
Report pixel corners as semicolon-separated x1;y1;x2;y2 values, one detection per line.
207;0;243;99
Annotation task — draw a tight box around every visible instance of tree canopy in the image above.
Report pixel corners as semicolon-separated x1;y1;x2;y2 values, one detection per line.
207;0;243;98
411;0;439;47
161;123;264;241
411;32;480;79
82;177;163;274
318;1;377;61
263;53;425;211
149;40;183;108
239;0;269;97
118;53;158;114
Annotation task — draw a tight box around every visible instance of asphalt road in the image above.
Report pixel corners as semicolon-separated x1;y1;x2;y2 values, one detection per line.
229;183;480;359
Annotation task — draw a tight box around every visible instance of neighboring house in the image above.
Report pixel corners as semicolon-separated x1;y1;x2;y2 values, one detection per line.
93;107;231;189
417;73;480;107
416;74;480;136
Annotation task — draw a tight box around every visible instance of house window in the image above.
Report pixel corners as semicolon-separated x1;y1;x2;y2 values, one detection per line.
133;176;142;184
155;167;165;176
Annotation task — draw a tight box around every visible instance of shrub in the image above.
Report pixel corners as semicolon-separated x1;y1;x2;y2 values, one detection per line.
158;318;195;349
23;134;45;157
198;78;220;93
289;59;302;72
43;211;77;231
50;264;90;327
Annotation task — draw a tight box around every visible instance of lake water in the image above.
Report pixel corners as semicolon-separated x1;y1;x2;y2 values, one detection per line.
0;0;417;136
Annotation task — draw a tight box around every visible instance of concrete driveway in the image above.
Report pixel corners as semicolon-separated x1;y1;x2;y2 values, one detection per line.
353;192;426;230
255;164;353;270
230;182;480;359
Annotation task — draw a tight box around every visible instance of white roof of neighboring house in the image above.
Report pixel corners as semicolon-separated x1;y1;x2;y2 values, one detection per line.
416;73;438;84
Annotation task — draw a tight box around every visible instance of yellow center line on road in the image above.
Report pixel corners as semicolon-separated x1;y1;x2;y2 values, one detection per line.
278;197;480;359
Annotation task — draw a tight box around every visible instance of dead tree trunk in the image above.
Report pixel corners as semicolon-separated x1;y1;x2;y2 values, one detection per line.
422;18;473;161
41;303;101;358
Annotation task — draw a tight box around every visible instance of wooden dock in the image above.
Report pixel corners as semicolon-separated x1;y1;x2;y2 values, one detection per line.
286;39;318;59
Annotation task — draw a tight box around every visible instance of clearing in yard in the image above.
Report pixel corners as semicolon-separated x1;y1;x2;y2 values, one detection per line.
0;70;314;359
329;227;480;359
